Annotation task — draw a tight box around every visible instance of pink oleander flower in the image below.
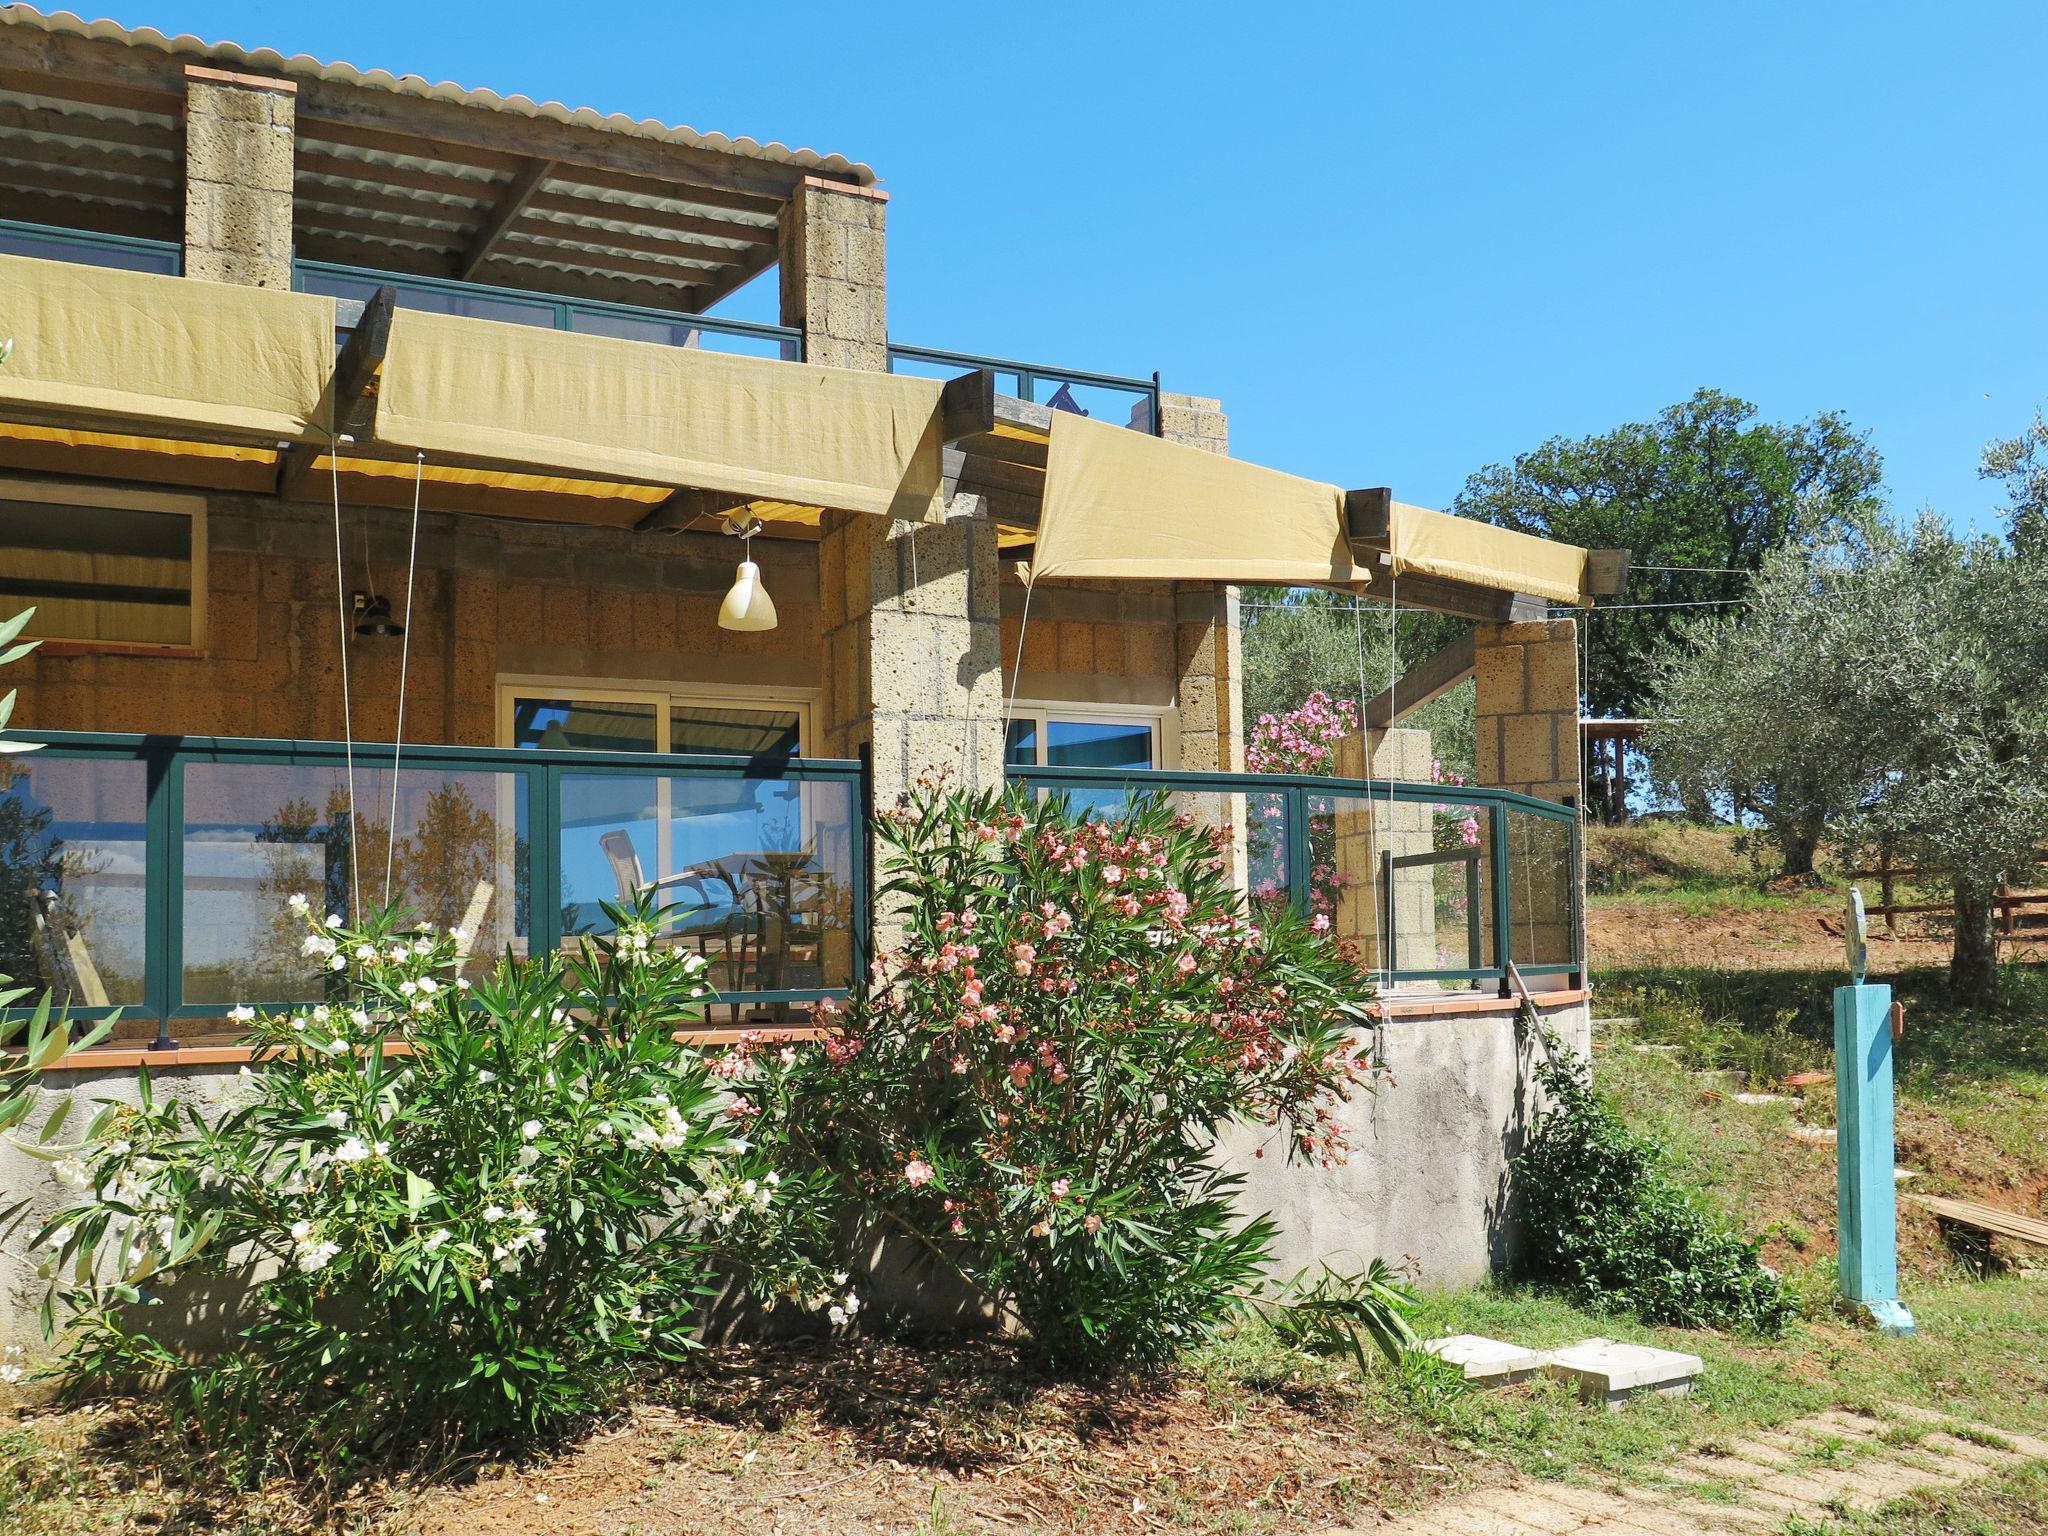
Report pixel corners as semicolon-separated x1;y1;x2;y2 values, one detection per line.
1050;1177;1071;1199
903;1158;935;1187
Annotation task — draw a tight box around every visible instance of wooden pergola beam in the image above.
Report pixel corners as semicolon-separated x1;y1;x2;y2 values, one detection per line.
456;157;554;279
940;369;998;443
1361;632;1476;730
634;487;757;534
276;284;395;500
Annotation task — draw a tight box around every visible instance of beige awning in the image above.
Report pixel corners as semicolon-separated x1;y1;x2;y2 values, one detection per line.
374;310;948;524
1033;413;1359;585
0;253;335;442
1385;500;1591;609
1030;411;1593;608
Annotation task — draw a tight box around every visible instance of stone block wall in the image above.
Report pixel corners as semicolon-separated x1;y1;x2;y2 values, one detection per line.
9;494;822;744
1328;728;1438;976
181;65;295;289
1473;619;1579;805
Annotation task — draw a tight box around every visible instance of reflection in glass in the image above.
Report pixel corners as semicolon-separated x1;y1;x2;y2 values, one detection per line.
558;772;858;1013
1506;809;1576;967
509;697;658;754
181;763;529;1007
669;705;800;758
0;758;147;1009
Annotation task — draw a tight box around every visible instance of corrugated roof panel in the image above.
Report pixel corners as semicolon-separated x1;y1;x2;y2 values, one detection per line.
1;5;878;185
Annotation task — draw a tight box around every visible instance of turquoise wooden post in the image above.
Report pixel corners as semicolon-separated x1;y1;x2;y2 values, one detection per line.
1835;888;1915;1336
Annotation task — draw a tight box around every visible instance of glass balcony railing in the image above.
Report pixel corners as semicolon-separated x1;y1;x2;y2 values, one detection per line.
1;732;867;1043
293;259;804;361
1005;765;1582;990
0;218;180;275
889;343;1162;435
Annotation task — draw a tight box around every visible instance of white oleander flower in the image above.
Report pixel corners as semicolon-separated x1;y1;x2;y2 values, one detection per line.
521;1120;541;1141
0;1363;24;1384
324;1110;348;1129
350;1008;371;1027
481;1204;507;1222
228;1004;255;1022
333;1137;370;1164
422;1228;450;1252
827;1305;847;1327
325;913;344;929
290;1218;313;1241
477;1069;496;1084
449;927;469;948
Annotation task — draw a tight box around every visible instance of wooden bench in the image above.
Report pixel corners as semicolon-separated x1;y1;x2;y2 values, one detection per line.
1905;1194;2048;1250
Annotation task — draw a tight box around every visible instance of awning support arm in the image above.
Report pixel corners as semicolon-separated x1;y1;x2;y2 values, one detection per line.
277;284;395;501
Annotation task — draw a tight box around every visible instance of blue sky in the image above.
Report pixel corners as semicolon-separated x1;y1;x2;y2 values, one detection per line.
128;1;2048;531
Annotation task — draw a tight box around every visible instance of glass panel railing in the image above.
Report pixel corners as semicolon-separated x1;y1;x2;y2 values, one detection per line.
1504;804;1577;970
0;754;150;1012
0;219;179;275
888;344;1160;435
1309;788;1491;987
180;760;531;1010
556;769;859;1009
295;260;802;361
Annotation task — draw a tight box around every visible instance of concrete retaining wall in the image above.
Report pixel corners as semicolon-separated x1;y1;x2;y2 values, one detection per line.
1219;996;1591;1290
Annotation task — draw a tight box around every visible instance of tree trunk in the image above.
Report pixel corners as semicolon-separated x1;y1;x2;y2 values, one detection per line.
1779;831;1818;881
1949;882;2000;1004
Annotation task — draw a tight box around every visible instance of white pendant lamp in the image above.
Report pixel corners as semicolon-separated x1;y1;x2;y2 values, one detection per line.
717;525;778;632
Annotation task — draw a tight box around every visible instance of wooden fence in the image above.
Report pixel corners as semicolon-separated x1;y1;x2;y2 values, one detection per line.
1846;851;2048;938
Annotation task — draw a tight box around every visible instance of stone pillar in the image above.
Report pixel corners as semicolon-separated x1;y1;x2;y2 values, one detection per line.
1329;728;1437;976
1474;620;1581;972
181;65;296;289
778;177;889;371
780;178;1006;807
1154;393;1244;775
1473;620;1579;805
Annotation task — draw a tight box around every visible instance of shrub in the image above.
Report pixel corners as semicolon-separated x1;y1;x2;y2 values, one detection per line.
38;896;817;1479
1513;1036;1798;1334
742;784;1381;1372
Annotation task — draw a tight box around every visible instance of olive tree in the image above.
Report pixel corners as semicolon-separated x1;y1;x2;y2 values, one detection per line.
1648;518;2048;1002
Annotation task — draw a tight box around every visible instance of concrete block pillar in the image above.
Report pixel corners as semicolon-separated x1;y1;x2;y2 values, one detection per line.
1473;620;1581;972
777;176;889;372
181;65;296;289
781;177;1006;810
1329;728;1438;975
1154;393;1243;775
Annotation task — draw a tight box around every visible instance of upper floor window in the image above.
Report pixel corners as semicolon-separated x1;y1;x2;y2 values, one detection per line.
1004;708;1164;771
497;679;810;757
0;481;204;649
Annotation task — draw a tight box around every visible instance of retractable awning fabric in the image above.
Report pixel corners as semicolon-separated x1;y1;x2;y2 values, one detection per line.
1031;412;1593;607
0;254;335;442
1032;413;1360;585
373;310;948;524
1385;500;1591;609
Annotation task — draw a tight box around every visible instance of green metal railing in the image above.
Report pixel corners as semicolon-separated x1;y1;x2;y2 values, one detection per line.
293;259;804;360
0;217;181;274
888;342;1163;434
1;732;869;1042
1006;765;1583;989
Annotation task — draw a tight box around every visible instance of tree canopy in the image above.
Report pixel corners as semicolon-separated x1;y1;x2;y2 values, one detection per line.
1454;388;1884;716
1645;516;2048;1001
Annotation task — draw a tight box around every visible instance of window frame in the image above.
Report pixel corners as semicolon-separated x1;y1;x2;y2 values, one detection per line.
1004;701;1176;771
0;477;207;653
494;676;817;756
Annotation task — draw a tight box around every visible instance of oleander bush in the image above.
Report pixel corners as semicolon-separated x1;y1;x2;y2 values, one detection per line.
36;895;827;1480
741;784;1382;1372
1514;1036;1799;1334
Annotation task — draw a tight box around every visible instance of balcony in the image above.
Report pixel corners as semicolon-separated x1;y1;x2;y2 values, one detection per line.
6;731;1580;1054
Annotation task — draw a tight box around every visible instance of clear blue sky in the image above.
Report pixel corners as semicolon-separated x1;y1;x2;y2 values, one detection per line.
126;0;2048;531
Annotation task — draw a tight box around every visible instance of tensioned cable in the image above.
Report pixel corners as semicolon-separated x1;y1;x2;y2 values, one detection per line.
384;453;425;908
328;437;362;923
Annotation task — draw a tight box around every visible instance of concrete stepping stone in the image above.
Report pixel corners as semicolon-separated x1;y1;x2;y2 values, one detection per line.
1630;1043;1680;1055
1732;1091;1791;1106
1785;1125;1837;1144
1542;1337;1703;1409
1420;1333;1545;1387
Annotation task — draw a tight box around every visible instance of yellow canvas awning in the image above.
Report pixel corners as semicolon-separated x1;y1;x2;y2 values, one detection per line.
1386;500;1591;609
374;310;948;523
1033;413;1359;585
1032;412;1593;607
0;254;335;443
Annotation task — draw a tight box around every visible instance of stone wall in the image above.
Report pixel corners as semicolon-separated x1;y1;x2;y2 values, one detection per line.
1473;619;1579;805
1327;728;1438;976
10;494;822;744
1218;996;1592;1289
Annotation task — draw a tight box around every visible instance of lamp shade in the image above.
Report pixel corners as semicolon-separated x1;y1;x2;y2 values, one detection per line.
717;558;778;631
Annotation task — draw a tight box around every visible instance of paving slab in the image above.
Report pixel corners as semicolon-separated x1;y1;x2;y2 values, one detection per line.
1422;1333;1546;1386
1543;1337;1704;1409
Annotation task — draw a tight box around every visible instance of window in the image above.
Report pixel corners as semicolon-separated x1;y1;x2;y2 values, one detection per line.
0;481;205;648
498;680;811;758
0;220;179;274
1004;707;1166;770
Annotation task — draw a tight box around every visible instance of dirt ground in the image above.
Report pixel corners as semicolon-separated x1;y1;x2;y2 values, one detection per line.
1589;894;2048;973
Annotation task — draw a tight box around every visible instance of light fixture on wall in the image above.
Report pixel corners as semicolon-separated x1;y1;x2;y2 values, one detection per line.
717;511;777;632
352;590;404;638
